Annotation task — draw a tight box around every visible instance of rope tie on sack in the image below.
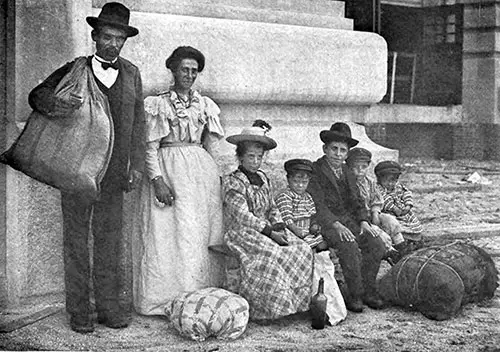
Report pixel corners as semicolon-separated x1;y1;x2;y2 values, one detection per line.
395;241;465;304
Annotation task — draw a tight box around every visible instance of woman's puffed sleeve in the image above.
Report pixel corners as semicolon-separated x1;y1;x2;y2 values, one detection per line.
145;140;162;181
144;95;171;142
202;96;224;138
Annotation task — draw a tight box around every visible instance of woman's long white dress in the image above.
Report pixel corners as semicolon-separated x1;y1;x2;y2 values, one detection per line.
134;90;225;315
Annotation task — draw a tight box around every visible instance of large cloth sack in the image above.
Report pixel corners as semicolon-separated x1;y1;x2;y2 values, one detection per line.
379;241;498;320
0;57;113;201
165;287;249;341
312;251;347;325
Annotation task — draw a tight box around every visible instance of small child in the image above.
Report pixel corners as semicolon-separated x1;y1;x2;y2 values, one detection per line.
276;158;347;324
275;159;328;251
374;160;423;247
346;148;406;260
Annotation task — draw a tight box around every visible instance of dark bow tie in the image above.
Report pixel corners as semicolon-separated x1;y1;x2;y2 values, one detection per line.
96;58;119;70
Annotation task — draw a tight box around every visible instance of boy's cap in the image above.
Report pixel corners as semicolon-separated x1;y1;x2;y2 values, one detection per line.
346;147;372;165
284;159;313;174
374;160;402;177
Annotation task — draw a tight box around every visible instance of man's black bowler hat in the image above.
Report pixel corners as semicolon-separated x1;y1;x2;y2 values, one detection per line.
86;2;139;37
320;122;359;148
284;159;313;174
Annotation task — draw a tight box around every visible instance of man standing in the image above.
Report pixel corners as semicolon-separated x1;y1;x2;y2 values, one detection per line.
307;122;386;313
28;2;145;333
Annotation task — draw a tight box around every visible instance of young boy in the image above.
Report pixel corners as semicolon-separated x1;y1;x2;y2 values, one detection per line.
346;148;407;260
276;158;347;324
275;159;328;251
374;160;423;249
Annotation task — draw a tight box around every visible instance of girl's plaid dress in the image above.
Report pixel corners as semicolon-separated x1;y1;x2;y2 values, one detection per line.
223;169;313;320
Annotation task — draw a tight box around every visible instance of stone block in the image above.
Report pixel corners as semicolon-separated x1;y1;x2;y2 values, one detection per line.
463;31;500;53
462;57;497;124
463;3;500;29
364;104;464;124
212;103;398;175
94;0;351;29
122;12;387;105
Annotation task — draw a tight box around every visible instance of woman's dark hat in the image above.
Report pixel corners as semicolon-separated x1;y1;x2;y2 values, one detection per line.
86;2;139;37
165;46;205;72
226;126;277;151
284;159;313;174
374;160;403;177
320;122;359;148
346;147;372;165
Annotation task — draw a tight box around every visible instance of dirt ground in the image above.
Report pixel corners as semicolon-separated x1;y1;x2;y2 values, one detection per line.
1;158;499;352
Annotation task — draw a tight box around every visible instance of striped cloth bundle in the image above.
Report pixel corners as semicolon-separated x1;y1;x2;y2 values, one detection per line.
165;287;249;341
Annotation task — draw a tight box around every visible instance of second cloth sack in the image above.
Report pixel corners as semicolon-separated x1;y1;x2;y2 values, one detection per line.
312;250;347;325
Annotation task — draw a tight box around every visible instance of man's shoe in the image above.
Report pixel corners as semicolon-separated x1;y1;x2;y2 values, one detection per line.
70;315;94;334
363;295;385;310
345;298;363;313
97;315;130;329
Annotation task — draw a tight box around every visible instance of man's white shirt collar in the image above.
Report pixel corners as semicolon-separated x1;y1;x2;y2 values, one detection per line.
91;54;119;88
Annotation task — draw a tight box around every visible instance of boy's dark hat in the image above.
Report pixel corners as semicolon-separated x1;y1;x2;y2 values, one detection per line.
166;46;205;72
374;160;402;177
320;122;359;148
346;147;372;165
86;2;139;37
284;159;313;174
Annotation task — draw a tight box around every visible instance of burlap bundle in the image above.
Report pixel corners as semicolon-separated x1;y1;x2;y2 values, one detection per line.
165;287;249;341
379;241;498;320
0;57;113;201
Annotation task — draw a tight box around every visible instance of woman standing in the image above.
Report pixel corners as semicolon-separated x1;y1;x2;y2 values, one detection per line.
223;121;313;321
135;46;224;315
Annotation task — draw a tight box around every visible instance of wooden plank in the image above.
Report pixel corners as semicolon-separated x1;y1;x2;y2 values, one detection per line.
0;306;62;333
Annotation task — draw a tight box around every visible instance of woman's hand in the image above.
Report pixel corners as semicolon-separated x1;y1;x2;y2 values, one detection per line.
332;221;356;242
360;221;378;237
152;176;176;206
270;231;289;246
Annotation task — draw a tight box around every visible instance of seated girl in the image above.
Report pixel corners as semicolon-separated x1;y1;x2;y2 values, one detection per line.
222;121;313;322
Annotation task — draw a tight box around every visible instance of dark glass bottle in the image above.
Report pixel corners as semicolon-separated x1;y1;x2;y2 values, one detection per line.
310;277;328;329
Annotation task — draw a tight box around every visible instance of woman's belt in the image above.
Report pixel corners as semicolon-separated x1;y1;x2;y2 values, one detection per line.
159;141;202;148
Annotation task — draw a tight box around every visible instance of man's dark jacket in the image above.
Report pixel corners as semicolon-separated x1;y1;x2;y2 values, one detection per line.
307;156;369;232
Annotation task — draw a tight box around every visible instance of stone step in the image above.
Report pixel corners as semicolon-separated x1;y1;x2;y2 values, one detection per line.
202;0;346;17
97;0;352;30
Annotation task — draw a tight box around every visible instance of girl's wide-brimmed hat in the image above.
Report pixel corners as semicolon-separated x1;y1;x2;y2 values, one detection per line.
320;122;359;148
226;126;277;151
86;2;139;37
